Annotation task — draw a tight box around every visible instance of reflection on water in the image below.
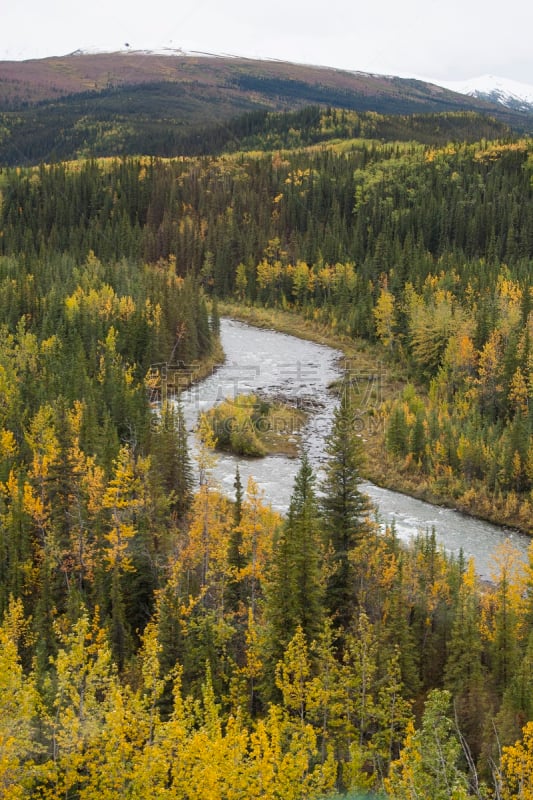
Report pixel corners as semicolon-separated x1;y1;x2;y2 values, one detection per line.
179;318;530;579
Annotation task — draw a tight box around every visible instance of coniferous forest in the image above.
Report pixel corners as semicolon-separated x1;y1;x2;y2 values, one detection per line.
0;105;533;798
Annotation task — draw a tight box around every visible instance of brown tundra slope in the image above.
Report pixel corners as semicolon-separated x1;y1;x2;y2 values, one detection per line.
0;49;503;114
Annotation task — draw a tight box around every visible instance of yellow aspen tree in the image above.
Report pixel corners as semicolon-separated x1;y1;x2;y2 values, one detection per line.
25;405;59;491
350;529;398;619
217;711;251;799
292;260;311;307
101;447;153;668
306;620;345;766
500;721;533;800
475;329;504;417
408;292;458;377
248;709;283;798
163;666;249;800
185;488;231;605
66;447;104;589
317;264;334;301
178;706;249;800
256;258;282;293
21;480;49;552
0;470;35;605
48;614;118;799
235;262;248;301
133;668;192;798
82;685;145;800
275;625;313;724
442;329;478;389
374;287;396;352
497;275;523;340
332;262;356;292
0;427;17;479
24;405;60;552
238;476;279;619
61;402;105;592
0;597;40;799
185;669;246;798
509;366;529;417
102;444;144;572
138;620;165;746
248;705;336;800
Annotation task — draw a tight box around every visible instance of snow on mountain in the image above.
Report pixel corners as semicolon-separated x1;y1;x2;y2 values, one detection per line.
69;46;192;57
69;46;240;59
436;75;533;113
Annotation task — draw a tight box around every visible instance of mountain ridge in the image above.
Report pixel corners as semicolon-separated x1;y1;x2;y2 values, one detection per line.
437;74;533;113
0;52;531;165
0;50;511;112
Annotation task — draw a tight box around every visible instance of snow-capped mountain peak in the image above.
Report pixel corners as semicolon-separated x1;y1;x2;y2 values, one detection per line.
436;74;533;113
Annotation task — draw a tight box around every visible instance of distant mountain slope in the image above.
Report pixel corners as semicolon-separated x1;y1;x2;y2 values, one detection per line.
0;52;531;165
0;51;511;112
438;75;533;113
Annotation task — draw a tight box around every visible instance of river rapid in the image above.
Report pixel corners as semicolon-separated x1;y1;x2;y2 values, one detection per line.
180;318;530;580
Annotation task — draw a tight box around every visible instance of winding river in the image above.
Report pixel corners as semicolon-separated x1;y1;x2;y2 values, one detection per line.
180;318;530;579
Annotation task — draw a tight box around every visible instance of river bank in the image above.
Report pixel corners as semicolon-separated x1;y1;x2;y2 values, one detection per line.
217;302;532;537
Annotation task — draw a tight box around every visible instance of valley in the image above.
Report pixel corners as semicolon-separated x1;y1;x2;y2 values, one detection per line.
0;50;532;798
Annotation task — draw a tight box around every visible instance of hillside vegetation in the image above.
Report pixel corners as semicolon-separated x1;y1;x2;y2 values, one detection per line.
0;106;532;798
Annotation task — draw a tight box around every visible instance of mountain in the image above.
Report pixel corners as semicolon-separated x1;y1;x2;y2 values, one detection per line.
438;75;533;113
0;50;504;110
0;52;531;165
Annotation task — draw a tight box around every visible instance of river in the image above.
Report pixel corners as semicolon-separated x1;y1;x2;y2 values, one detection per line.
179;318;530;579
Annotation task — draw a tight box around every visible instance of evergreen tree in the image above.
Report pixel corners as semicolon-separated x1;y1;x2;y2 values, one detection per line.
495;630;533;753
444;560;487;762
226;467;245;614
210;296;221;339
385;689;470;800
264;454;324;680
150;397;193;519
320;388;373;631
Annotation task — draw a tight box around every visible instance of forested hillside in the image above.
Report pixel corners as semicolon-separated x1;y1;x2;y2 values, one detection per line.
0;113;533;798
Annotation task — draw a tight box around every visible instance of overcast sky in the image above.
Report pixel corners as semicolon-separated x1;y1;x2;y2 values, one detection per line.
1;0;532;84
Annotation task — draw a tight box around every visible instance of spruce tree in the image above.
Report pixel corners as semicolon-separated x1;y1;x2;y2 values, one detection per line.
444;560;487;761
320;388;373;631
386;689;469;800
150;397;193;518
226;467;246;614
496;631;533;747
210;296;221;340
264;453;324;680
284;453;324;643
